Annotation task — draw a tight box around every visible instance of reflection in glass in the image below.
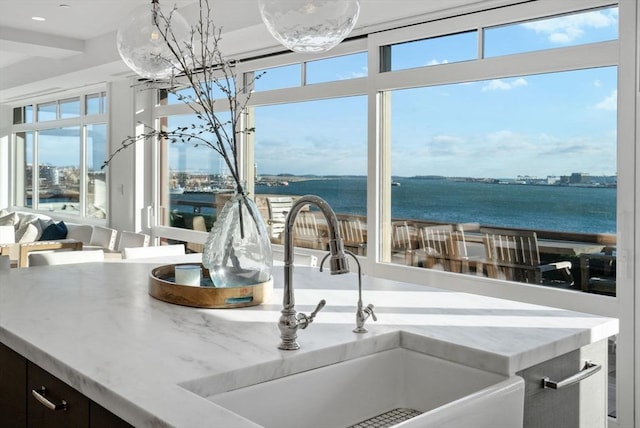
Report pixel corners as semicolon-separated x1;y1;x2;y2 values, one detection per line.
161;114;230;232
87;124;107;218
37;127;81;214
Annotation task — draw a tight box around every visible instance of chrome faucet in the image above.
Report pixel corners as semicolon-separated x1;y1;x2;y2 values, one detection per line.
321;250;377;333
278;195;349;351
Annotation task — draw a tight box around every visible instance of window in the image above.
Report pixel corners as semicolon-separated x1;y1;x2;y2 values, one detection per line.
14;131;34;208
37;102;57;122
253;96;368;251
306;52;368;84
388;67;617;279
86;124;108;218
159;113;230;233
254;51;368;91
36;97;81;121
59;97;80;119
254;64;301;92
12;105;33;125
11;91;109;219
154;3;619;296
484;6;618;57
37;127;81;213
387;31;477;71
86;92;107;115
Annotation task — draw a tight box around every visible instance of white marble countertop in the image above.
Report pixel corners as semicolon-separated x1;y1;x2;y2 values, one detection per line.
0;261;618;427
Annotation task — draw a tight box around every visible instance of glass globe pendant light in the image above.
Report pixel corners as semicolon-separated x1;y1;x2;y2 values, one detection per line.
116;0;191;79
258;0;360;53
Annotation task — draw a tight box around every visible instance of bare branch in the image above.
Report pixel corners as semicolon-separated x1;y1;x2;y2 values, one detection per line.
105;0;257;193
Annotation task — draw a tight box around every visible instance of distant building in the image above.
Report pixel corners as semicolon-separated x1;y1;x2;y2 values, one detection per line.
569;172;590;184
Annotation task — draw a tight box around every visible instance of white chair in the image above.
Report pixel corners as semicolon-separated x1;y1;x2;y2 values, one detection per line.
89;226;118;251
66;224;94;245
118;231;151;253
28;250;105;266
122;244;185;260
0;225;15;244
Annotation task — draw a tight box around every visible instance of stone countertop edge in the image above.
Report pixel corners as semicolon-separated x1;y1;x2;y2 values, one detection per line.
0;262;618;427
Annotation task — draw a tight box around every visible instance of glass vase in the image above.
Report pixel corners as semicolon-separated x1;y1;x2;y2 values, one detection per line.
202;189;273;287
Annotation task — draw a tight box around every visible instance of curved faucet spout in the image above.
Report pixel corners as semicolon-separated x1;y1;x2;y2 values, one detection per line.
278;195;349;350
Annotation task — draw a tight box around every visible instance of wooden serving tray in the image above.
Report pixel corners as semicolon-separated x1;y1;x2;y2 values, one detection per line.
149;263;273;309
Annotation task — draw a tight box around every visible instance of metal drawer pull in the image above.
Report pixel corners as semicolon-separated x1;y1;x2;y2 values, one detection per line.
542;361;601;390
32;386;68;411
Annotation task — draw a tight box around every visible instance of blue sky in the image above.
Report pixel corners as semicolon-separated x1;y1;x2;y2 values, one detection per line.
168;6;618;179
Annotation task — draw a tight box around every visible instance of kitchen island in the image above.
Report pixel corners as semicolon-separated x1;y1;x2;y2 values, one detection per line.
0;261;617;427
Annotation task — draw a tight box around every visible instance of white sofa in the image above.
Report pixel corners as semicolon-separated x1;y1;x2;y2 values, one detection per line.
0;208;113;267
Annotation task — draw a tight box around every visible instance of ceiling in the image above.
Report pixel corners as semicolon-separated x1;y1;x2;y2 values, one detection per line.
0;0;518;104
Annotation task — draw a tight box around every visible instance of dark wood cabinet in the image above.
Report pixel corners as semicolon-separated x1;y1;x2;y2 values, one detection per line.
0;342;132;428
0;342;27;426
90;402;134;428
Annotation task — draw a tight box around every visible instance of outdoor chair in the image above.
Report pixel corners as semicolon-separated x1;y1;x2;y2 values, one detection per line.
88;225;118;252
338;217;367;255
580;249;616;296
186;215;207;253
292;210;328;250
482;228;574;287
391;221;419;265
266;196;293;244
117;230;151;254
412;225;467;272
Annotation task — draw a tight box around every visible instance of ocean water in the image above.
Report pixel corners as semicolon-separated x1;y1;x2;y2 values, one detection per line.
172;177;616;234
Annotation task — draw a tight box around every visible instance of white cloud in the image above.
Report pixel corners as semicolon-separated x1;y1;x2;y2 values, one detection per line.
481;78;528;91
425;59;449;66
432;134;463;144
338;67;368;80
521;9;617;44
595;90;617;111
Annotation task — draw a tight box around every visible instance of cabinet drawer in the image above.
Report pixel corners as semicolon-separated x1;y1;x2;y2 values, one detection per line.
27;362;90;428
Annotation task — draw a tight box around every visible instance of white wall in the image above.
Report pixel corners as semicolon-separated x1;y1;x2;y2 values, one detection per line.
106;79;136;232
106;79;157;235
0;105;11;210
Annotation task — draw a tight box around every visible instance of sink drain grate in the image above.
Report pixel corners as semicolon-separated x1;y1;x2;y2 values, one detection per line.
348;408;423;428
